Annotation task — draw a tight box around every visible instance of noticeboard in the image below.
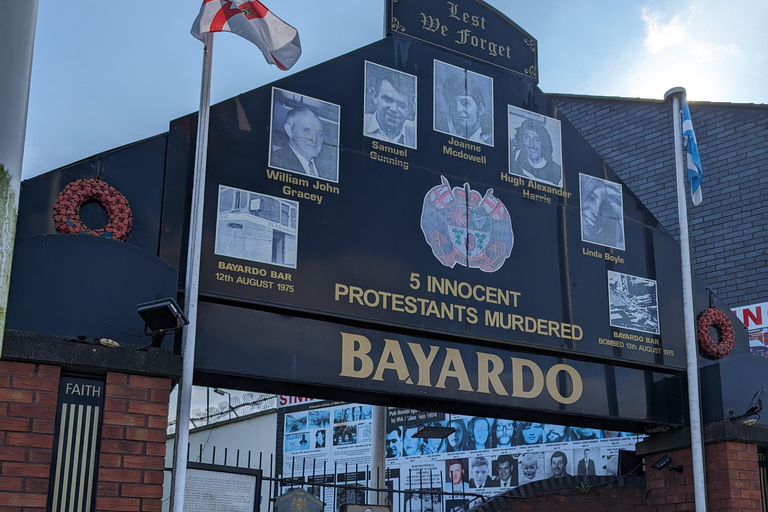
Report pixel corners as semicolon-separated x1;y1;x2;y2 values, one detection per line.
185;463;262;512
190;32;686;372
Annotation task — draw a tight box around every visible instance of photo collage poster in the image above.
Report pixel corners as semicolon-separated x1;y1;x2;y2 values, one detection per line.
279;400;641;512
281;401;375;512
385;409;641;511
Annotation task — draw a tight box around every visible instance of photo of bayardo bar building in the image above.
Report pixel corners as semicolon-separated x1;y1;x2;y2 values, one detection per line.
2;1;768;512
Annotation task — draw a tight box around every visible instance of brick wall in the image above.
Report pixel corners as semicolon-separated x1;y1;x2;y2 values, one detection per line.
497;486;648;511
705;441;761;510
0;360;60;512
97;373;171;512
551;95;768;308
644;442;761;511
0;364;171;512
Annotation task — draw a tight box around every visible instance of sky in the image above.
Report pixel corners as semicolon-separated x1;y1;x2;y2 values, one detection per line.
19;0;768;420
21;0;768;181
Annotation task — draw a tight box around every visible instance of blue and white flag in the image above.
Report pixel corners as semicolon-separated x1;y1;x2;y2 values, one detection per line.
682;99;703;205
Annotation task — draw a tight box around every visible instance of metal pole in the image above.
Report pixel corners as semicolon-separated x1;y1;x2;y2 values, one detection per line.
369;405;386;504
170;31;214;512
664;86;707;512
0;0;39;354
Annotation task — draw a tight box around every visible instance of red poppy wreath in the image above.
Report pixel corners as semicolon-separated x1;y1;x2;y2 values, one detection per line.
53;178;133;241
696;308;735;359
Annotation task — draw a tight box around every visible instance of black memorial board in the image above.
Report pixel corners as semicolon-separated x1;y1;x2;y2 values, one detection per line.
386;0;538;81
187;33;686;373
194;302;685;429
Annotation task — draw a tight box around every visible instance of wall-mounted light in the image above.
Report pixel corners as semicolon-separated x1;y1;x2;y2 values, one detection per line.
136;298;189;348
650;454;683;474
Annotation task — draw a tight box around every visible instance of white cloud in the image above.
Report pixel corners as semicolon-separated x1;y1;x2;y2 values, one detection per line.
593;0;766;102
641;5;740;61
641;7;687;54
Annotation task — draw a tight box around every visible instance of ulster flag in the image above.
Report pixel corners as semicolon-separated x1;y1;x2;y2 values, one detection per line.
191;0;302;70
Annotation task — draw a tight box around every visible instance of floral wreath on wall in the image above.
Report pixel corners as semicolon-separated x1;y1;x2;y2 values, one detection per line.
53;178;133;242
696;308;735;359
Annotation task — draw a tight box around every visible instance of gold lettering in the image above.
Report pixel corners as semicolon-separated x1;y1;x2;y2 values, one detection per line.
477;353;508;395
420;13;448;36
436;349;474;391
339;333;374;378
334;283;348;301
373;339;411;382
510;358;544;399
546;364;583;405
407;343;440;387
349;286;364;305
447;2;459;20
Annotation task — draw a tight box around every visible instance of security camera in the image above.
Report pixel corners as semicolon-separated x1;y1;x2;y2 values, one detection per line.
651;455;672;470
650;454;683;473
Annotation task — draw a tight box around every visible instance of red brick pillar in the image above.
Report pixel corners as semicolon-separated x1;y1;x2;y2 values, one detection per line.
0;361;60;512
96;373;171;512
704;441;761;511
645;442;762;511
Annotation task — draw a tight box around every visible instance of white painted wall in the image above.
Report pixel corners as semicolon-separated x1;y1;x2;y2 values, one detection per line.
163;409;278;512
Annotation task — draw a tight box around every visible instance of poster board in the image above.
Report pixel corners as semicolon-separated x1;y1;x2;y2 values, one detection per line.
185;463;262;512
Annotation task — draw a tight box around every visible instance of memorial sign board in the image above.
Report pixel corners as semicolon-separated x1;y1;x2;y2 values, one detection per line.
192;34;685;371
386;0;538;81
168;0;691;427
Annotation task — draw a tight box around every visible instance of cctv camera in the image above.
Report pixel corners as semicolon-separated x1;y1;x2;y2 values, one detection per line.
651;455;672;470
650;454;683;474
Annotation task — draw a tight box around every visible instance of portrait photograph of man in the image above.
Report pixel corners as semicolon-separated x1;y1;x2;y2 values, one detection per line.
444;458;470;493
577;448;598;476
493;455;518;488
508;105;563;187
545;450;572;479
268;88;340;182
580;173;625;250
363;61;417;149
386;426;403;458
433;60;493;146
468;456;499;489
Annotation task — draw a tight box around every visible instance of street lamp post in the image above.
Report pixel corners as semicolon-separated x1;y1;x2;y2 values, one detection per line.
213;388;235;420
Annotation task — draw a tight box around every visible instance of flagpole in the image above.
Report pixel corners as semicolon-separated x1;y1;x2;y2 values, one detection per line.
665;86;707;512
170;31;214;512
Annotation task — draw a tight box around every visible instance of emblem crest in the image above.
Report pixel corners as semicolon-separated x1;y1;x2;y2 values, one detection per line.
420;176;513;272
